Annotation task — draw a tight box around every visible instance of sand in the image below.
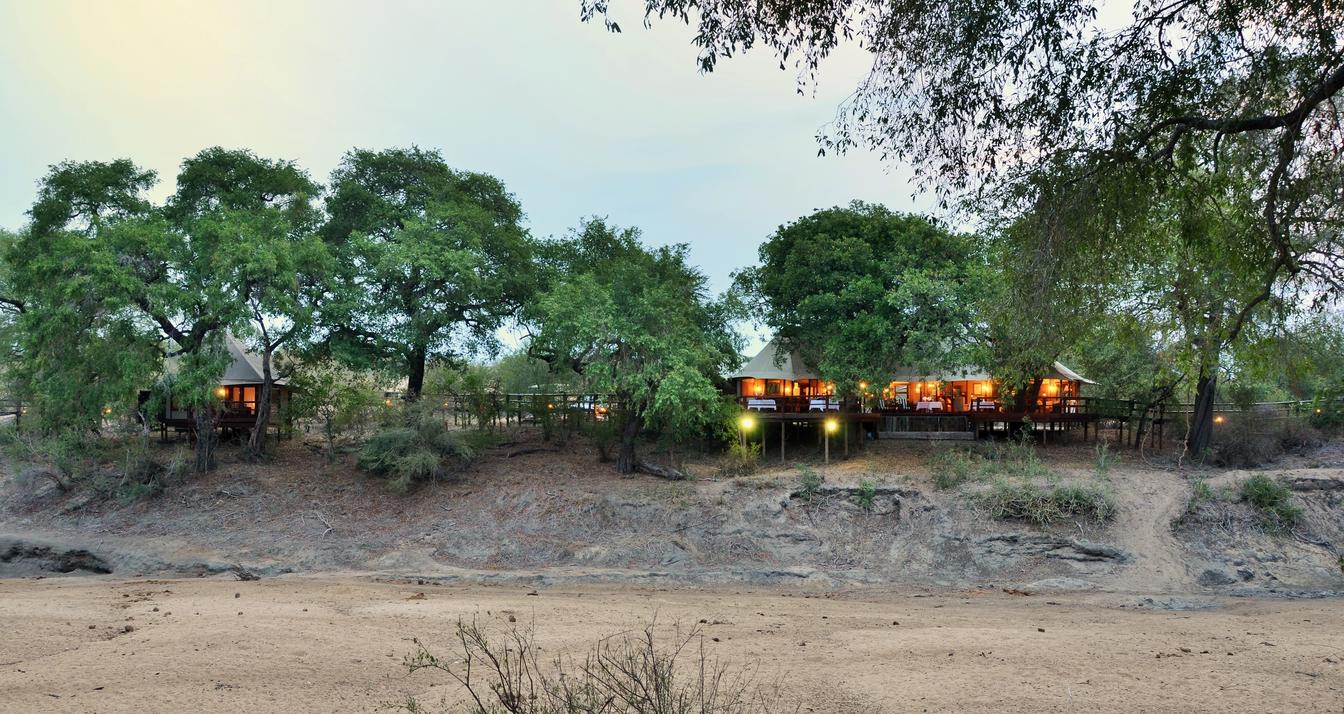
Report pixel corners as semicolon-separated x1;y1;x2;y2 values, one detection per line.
0;575;1340;713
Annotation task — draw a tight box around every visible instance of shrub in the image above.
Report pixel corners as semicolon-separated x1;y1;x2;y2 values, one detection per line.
857;479;877;511
400;618;787;714
797;464;823;502
1186;479;1215;514
718;439;761;478
930;449;983;489
930;442;1053;489
981;479;1115;526
358;403;480;494
1238;475;1302;532
1093;440;1112;479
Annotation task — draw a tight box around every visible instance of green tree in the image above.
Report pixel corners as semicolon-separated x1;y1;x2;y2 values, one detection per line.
0;229;21;403
7;161;167;436
289;361;380;464
10;150;314;471
167;147;330;458
321;147;535;398
737;202;986;392
526;219;742;475
584;5;1344;422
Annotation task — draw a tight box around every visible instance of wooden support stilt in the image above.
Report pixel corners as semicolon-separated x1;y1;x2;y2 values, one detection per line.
780;421;786;463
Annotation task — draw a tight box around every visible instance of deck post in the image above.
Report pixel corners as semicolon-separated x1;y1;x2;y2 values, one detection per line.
843;421;849;458
780;421;785;463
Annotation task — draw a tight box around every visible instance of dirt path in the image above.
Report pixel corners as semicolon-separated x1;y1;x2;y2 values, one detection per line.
0;575;1340;713
1096;460;1195;593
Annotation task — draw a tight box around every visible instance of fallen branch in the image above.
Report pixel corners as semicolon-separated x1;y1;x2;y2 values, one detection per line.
311;510;335;537
634;460;689;481
506;446;559;458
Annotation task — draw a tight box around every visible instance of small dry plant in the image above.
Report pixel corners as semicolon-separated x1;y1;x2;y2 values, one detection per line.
399;617;795;714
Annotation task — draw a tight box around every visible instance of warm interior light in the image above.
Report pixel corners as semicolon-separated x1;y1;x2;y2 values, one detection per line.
739;414;755;431
214;386;228;399
825;418;839;434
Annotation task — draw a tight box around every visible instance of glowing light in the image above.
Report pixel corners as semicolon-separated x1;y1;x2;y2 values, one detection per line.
214;386;228;399
859;381;868;391
1213;415;1225;424
102;406;113;415
1317;408;1323;414
825;418;839;434
383;399;393;407
738;414;755;431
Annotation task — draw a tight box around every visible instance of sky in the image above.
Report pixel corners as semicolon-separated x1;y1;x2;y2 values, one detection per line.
0;1;935;353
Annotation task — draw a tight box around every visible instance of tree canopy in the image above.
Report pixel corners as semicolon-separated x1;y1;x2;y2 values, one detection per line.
321;147;536;398
737;202;986;391
526;219;742;473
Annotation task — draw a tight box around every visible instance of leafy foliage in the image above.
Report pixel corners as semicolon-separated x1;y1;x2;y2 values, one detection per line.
526;219;742;473
289;361;382;463
1238;475;1302;532
737;202;985;390
582;0;1344;252
321;147;535;397
357;403;483;494
795;464;823;502
981;480;1115;526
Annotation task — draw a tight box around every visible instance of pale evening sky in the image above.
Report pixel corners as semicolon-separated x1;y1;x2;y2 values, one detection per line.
0;2;932;303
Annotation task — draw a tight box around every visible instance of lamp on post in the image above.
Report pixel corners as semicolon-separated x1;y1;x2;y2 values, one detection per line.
824;417;838;464
738;413;755;449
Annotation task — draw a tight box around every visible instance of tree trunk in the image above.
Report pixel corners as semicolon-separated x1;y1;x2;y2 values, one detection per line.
1187;369;1218;458
247;345;275;459
1013;377;1043;413
193;406;217;473
616;412;642;475
406;344;427;399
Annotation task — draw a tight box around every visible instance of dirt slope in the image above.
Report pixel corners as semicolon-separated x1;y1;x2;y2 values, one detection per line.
1;433;1342;596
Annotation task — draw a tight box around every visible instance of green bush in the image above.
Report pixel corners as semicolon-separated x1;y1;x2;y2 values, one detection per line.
1187;479;1215;514
1238;475;1302;532
358;404;481;494
797;464;823;502
981;479;1115;525
930;441;1053;489
930;449;984;489
718;439;761;478
857;479;877;511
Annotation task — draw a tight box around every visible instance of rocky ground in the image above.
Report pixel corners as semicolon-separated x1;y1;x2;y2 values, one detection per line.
2;428;1342;597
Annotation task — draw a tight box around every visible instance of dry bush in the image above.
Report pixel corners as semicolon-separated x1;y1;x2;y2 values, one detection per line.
399;618;795;714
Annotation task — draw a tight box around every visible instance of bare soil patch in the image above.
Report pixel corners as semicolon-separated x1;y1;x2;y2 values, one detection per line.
0;575;1340;713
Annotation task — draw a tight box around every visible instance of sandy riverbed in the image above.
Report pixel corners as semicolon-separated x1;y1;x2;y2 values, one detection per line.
0;575;1340;713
